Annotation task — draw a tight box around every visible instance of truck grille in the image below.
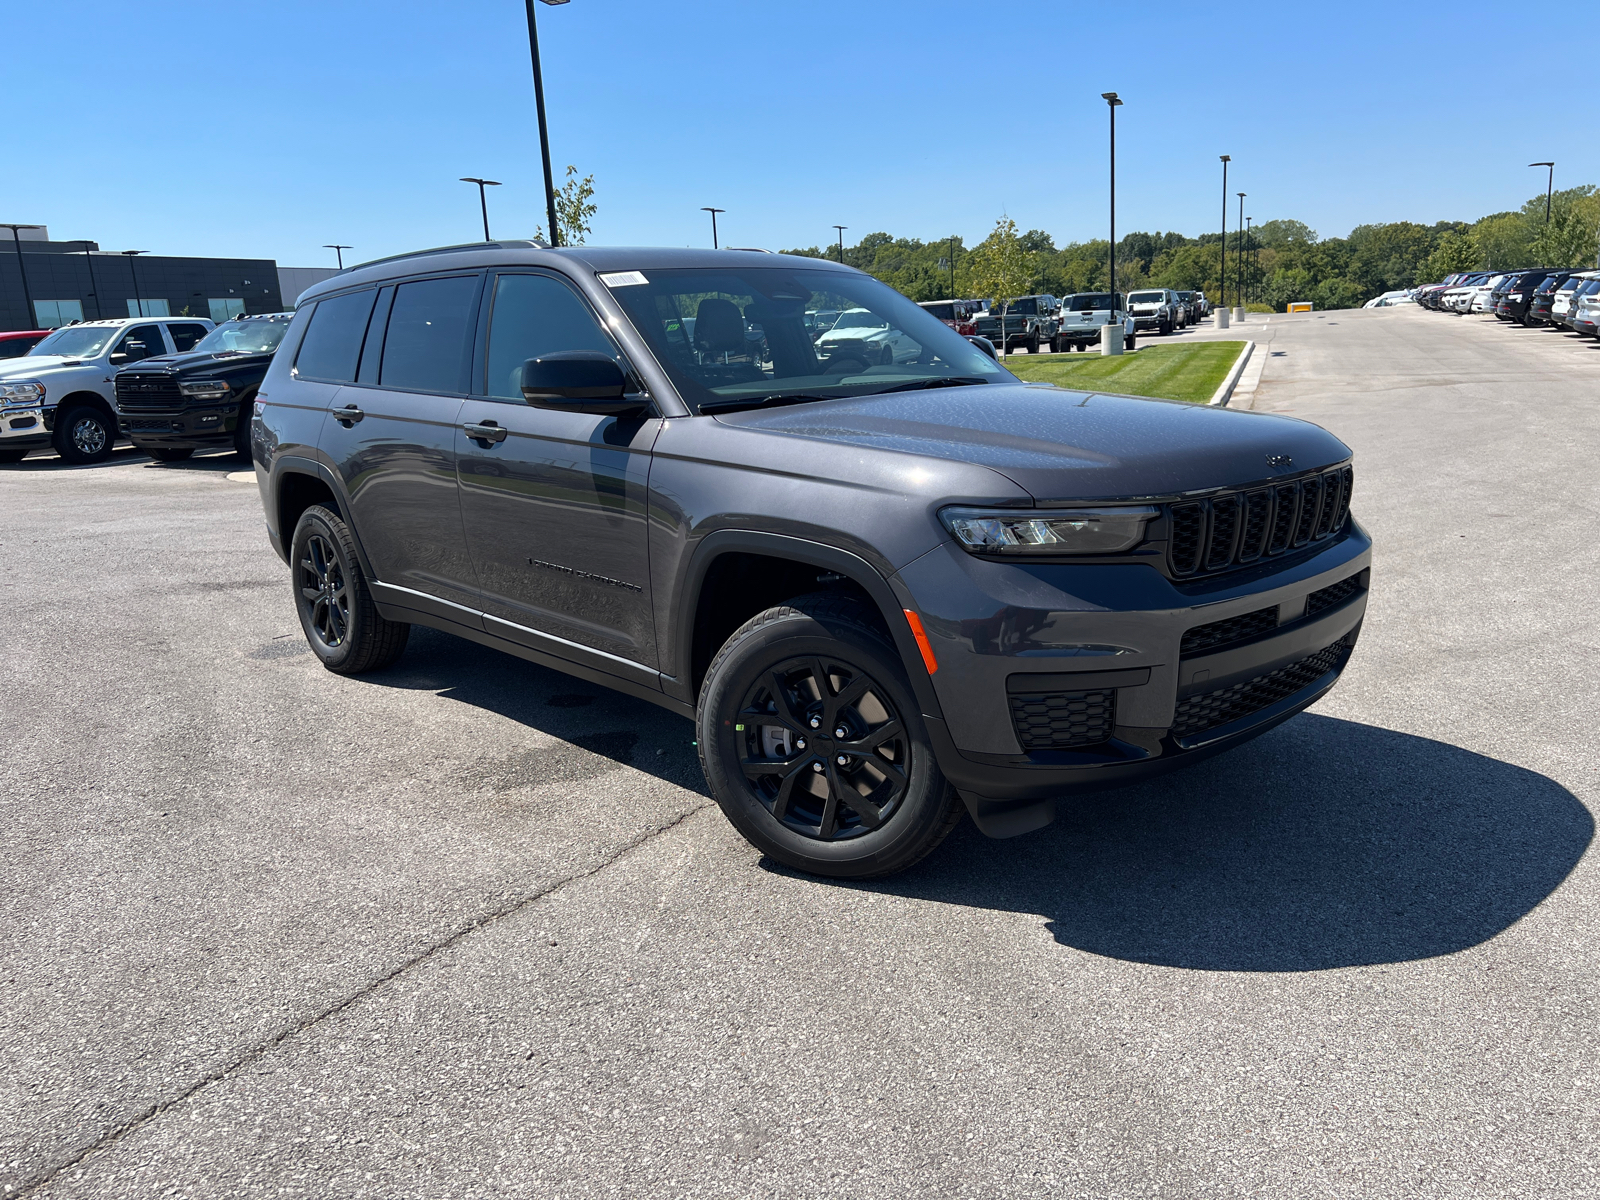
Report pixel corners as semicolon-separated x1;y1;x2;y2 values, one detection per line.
114;376;182;409
1009;688;1115;750
1305;571;1365;617
1180;605;1279;657
1170;637;1350;739
1168;465;1353;578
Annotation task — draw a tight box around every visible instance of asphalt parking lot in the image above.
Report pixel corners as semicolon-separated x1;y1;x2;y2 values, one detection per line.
4;306;1598;1199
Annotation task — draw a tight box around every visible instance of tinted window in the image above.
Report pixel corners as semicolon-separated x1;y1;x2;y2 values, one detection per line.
484;274;621;400
113;324;167;363
168;323;209;352
380;276;477;393
295;289;377;383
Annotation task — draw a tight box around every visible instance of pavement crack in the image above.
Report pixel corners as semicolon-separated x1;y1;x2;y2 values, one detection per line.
10;800;714;1198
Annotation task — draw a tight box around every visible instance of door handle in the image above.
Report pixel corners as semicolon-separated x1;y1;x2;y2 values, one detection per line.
333;404;364;426
463;420;508;444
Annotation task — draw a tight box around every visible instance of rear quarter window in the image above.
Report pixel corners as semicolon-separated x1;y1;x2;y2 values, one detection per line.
294;289;378;383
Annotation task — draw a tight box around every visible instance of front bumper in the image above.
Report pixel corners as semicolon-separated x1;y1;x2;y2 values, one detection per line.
1;404;51;449
117;406;241;449
893;526;1372;834
1131;314;1164;329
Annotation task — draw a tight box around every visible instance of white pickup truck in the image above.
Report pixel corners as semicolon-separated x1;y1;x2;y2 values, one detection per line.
0;316;212;464
1051;292;1138;352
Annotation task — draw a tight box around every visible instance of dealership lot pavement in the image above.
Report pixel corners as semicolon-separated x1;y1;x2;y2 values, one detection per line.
3;307;1597;1198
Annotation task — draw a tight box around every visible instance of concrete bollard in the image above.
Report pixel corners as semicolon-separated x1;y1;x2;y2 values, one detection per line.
1214;308;1230;329
1100;323;1124;355
1232;306;1246;323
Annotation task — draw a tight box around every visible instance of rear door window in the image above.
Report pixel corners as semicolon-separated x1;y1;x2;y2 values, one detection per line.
295;289;378;383
167;323;210;352
379;276;479;394
112;324;168;363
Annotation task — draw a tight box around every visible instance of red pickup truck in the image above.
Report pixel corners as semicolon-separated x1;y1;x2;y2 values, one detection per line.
0;330;50;359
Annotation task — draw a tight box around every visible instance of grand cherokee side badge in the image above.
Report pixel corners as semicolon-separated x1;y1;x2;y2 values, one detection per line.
1266;454;1293;468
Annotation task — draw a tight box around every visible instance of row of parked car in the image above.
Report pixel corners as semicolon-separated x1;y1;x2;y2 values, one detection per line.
918;288;1211;354
1413;268;1600;335
0;312;291;464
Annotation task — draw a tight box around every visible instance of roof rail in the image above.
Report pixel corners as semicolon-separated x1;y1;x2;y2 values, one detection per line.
346;238;550;272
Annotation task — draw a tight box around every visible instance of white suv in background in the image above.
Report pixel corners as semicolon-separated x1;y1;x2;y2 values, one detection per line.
0;316;212;464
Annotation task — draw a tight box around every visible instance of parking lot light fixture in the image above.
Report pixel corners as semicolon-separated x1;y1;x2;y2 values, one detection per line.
1529;162;1555;224
1102;93;1122;310
121;250;148;318
1218;157;1230;323
460;178;502;242
947;236;958;300
1236;192;1247;314
73;240;102;319
1244;217;1253;305
525;0;569;246
833;225;848;265
323;244;352;270
1;224;43;327
701;207;725;249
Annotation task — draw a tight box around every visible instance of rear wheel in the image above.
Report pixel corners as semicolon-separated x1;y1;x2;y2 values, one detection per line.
290;505;410;674
697;593;963;879
233;405;253;462
1026;333;1039;354
53;405;115;465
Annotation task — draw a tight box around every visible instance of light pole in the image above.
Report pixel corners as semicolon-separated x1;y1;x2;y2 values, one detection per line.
1218;156;1230;325
833;225;848;264
524;0;567;246
948;235;958;299
121;250;148;317
701;207;725;249
323;244;352;270
460;178;502;241
1244;217;1253;305
75;240;101;320
1236;192;1246;316
1529;161;1554;226
1102;93;1123;311
1;225;42;328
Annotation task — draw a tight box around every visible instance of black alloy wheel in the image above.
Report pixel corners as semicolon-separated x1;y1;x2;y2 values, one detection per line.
736;654;909;841
290;505;410;673
54;405;115;465
697;593;963;878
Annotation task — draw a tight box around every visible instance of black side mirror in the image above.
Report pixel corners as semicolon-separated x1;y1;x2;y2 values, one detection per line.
520;352;647;416
966;335;997;361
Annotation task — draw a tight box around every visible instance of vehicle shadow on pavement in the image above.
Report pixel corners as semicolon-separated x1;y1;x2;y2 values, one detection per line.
365;627;707;792
864;714;1593;971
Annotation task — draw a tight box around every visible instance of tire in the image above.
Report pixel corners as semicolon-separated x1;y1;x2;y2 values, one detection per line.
697;592;963;879
1026;333;1039;354
1126;333;1137;351
0;449;26;464
879;343;895;366
53;405;116;465
290;505;410;674
233;405;253;462
148;448;193;462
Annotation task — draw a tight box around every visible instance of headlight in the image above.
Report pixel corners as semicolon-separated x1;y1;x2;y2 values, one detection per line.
941;506;1159;555
179;380;230;398
0;380;44;404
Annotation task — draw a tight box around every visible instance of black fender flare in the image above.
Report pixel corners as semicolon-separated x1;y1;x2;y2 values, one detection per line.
666;528;946;725
269;453;378;581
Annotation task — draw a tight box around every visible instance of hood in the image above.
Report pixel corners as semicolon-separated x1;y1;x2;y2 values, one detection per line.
818;327;887;343
121;349;271;374
0;355;87;377
714;382;1349;503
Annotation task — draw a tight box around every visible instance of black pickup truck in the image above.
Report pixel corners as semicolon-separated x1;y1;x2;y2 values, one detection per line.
114;313;294;462
971;295;1059;354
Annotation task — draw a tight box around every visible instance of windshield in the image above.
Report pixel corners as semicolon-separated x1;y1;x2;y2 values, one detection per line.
607;265;1013;413
1066;293;1119;312
1128;291;1164;304
920;302;955;320
1002;297;1039;315
29;325;120;358
193;319;290;355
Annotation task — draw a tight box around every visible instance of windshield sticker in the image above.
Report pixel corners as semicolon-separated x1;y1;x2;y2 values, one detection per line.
599;271;649;288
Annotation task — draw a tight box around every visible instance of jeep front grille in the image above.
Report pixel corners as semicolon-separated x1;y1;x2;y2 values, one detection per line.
1171;637;1351;739
1167;465;1352;579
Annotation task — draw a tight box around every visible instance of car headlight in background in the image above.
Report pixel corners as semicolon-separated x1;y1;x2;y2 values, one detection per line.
179;380;230;399
0;380;45;405
941;506;1159;555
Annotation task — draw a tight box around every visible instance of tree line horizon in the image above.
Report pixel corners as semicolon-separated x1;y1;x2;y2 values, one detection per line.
781;185;1600;312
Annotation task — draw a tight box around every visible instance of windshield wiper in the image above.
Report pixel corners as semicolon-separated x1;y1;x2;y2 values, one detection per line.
864;376;991;396
699;392;841;414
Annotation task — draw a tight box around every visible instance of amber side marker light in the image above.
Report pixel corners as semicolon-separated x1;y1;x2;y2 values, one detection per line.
903;609;939;674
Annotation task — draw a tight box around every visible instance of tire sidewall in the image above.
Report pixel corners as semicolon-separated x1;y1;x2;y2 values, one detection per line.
55;405;115;464
698;611;949;877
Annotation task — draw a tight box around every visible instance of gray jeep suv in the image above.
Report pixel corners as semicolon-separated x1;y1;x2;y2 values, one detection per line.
252;243;1369;879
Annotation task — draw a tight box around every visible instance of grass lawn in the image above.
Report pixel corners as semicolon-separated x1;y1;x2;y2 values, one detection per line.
1000;340;1246;404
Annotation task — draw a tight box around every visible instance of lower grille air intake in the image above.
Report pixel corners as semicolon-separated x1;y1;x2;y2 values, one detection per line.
1170;638;1350;739
1009;689;1116;750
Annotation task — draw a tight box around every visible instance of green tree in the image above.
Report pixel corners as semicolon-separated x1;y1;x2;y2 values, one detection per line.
966;217;1034;355
1423;229;1479;280
1471;212;1532;271
1527;186;1600;268
536;165;597;246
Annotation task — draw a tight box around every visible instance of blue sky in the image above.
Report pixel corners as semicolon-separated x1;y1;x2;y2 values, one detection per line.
10;1;1596;267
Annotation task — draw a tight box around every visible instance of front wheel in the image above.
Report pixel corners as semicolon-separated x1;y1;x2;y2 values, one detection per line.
53;405;116;465
1126;333;1137;350
290;505;410;674
697;593;963;879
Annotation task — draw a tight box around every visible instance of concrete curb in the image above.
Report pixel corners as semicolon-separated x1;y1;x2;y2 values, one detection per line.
1208;340;1254;407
